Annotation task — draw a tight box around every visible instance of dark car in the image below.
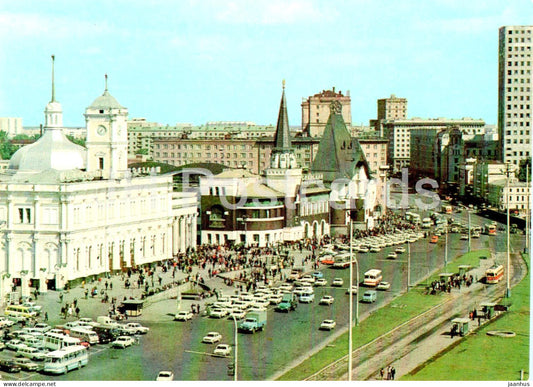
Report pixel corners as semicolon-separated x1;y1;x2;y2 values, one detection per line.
0;359;22;373
93;326;120;344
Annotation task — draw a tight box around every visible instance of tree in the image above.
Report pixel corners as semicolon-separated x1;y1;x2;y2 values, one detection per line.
66;135;86;147
0;131;16;160
516;157;531;182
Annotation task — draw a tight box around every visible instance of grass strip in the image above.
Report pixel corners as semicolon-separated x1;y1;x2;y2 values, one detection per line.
401;252;530;381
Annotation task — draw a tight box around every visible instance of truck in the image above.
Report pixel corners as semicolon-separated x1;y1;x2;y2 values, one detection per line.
238;310;267;333
96;316;122;330
275;293;298;312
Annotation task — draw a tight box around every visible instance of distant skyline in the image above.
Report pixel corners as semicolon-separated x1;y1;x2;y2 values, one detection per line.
1;0;532;128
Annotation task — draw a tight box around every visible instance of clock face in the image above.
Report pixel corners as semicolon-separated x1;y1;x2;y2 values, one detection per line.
97;125;107;136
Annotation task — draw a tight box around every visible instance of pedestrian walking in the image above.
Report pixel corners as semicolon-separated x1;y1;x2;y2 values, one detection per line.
391;367;396;380
44;312;48;322
379;368;384;380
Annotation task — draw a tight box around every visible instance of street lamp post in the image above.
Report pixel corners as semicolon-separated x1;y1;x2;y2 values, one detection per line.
348;210;359;381
504;162;512;298
231;314;238;381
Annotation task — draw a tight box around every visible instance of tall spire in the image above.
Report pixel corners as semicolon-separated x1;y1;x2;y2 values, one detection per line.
273;79;291;151
51;55;56;102
105;73;108;92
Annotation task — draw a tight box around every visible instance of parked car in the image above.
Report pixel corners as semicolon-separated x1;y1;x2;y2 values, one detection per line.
6;339;27;351
319;319;336;331
387;252;398;259
174;311;193;321
311;271;324;279
376;281;391;291
362;290;377;303
0;316;15;328
156;371;174;381
202;332;222;344
213;344;232;357
228;308;246;320
332;278;344;287
16;346;47;361
32;323;51;334
11;357;39;371
319;295;335;305
430;235;439;244
111;336;135;348
209;308;229;319
0;359;21;373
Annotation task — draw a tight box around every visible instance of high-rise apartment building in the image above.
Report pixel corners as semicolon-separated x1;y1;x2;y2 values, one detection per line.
301;87;351;138
377;94;408;121
498;25;533;167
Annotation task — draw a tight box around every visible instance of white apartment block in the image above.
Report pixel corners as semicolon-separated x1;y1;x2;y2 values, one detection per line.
498;25;533;167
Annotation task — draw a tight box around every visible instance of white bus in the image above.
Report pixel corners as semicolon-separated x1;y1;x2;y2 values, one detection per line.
43;345;88;374
69;327;99;345
43;332;81;351
363;269;383;287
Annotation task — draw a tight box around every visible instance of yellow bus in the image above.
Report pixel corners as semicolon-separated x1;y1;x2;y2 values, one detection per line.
5;305;37;320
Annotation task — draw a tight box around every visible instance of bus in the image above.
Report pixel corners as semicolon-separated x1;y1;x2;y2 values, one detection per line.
487;224;497;236
363;269;383;287
5;305;37;320
43;332;81;351
485;265;504;284
43;345;88;374
68;327;99;345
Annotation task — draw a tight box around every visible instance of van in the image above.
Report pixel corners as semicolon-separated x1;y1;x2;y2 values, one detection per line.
362;290;377;303
363;269;383;287
69;327;99;345
96;316;121;329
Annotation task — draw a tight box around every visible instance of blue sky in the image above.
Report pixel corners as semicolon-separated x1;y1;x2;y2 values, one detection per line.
0;0;532;128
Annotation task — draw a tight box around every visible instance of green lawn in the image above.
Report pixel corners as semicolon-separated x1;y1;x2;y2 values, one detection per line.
402;253;530;381
276;249;491;380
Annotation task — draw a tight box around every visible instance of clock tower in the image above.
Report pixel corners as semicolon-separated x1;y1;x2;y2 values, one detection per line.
84;75;128;179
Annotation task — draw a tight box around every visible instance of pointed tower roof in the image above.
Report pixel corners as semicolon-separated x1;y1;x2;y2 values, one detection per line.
273;80;291;151
311;101;370;183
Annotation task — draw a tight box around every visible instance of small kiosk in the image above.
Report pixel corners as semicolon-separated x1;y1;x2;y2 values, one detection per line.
121;300;144;317
479;301;496;319
451;317;470;337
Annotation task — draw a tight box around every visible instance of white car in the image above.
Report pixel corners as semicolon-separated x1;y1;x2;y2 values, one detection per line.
213;344;232;357
387;252;398;259
319;295;335;305
117;324;138;335
202;332;222;344
125;322;149;334
228;308;246;320
111;336;135;348
6;339;27;351
377;281;391;291
156;371;174;381
174;311;193;321
300;275;315;284
395;247;406;254
332;278;344;287
314;278;327;286
299;293;315;303
319;319;336;330
345;285;358;294
0;316;15;328
32;323;51;334
268;294;283;304
209;308;229;318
